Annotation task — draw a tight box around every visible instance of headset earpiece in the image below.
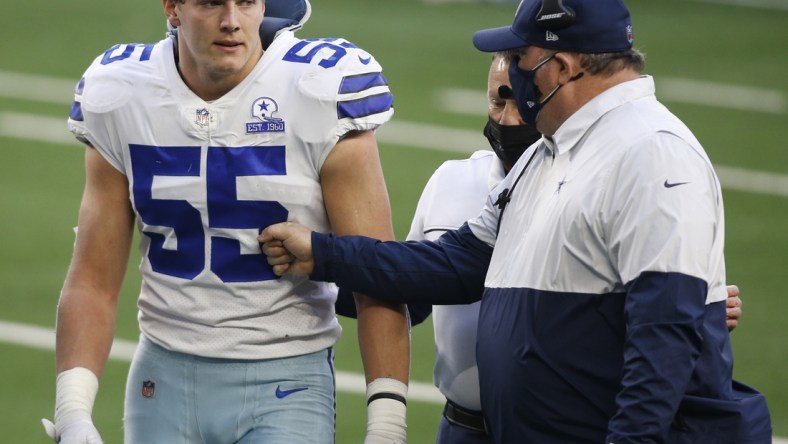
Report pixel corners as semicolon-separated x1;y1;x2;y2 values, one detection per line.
535;0;576;30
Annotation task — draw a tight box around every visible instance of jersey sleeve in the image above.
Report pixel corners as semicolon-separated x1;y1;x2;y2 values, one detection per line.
264;33;395;176
67;46;139;174
332;47;394;137
289;37;394;168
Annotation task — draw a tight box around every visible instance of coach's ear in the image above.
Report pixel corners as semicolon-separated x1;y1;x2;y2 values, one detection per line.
335;287;432;327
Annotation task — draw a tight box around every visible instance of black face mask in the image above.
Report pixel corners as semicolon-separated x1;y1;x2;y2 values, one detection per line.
483;114;542;167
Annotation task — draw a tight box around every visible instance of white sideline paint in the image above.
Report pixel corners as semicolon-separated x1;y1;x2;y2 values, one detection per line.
3;110;788;199
3;320;787;443
0;320;445;404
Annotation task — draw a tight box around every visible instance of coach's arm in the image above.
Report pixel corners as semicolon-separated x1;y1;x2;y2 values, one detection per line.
259;222;491;306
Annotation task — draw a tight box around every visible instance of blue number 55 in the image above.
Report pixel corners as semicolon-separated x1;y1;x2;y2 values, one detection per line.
130;144;288;283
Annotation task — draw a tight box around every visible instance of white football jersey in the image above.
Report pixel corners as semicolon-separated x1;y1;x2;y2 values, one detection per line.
68;31;394;359
407;150;505;411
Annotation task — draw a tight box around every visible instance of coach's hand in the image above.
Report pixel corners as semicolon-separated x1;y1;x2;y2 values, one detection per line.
259;222;315;277
42;417;103;444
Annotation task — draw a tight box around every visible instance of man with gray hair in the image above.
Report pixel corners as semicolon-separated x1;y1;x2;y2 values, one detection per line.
260;0;772;442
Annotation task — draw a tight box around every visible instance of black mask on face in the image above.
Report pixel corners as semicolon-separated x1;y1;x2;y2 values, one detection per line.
483;114;542;167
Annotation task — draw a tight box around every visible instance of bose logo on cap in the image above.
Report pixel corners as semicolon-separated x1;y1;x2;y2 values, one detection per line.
538;12;567;21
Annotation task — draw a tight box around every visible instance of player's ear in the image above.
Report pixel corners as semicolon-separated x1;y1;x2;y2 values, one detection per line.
163;0;181;28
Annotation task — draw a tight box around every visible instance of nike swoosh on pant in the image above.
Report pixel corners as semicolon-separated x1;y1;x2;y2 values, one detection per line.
275;386;309;399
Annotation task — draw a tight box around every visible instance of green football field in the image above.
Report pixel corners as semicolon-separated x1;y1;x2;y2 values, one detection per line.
1;0;786;442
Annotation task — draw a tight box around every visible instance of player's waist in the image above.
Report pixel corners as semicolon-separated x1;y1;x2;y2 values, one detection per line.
138;311;341;360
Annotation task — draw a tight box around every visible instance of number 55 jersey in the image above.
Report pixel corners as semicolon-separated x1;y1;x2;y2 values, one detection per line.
67;31;394;360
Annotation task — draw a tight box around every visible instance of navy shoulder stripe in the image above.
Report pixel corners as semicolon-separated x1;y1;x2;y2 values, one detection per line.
337;92;393;120
69;101;84;122
70;77;86;121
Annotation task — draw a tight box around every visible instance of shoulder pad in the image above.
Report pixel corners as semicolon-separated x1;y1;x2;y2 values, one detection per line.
79;42;161;112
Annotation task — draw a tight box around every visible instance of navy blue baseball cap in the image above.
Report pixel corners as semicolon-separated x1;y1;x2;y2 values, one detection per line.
473;0;634;53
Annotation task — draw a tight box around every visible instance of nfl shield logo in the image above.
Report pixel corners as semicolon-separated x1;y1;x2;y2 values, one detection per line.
142;380;155;398
195;108;210;127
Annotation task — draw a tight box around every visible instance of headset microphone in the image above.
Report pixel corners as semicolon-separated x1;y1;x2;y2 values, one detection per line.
535;0;576;30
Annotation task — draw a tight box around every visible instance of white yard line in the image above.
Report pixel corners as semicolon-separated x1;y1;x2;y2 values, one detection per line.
0;70;75;105
378;119;487;155
3;68;785;116
689;0;788;11
420;0;788;12
0;111;73;145
0;320;444;404
656;77;786;114
3;319;787;442
3;110;788;198
2;68;787;198
439;78;786;116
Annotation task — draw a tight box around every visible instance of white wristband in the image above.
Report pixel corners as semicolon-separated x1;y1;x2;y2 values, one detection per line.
366;378;407;443
55;367;99;427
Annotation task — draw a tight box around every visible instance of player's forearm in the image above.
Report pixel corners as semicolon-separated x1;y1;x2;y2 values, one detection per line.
56;285;119;376
356;295;410;443
355;294;410;384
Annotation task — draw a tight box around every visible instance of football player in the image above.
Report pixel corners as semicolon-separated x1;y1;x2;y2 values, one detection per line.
43;1;409;443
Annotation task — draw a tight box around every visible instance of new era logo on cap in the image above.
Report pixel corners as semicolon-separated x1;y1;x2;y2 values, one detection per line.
546;30;559;41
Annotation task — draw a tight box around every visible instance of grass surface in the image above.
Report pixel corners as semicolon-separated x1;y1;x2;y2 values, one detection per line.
1;0;786;441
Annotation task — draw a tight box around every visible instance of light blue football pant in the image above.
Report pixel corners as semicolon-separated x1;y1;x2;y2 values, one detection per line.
124;335;336;443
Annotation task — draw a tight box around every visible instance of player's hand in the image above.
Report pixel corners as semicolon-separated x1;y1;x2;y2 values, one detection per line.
41;417;103;444
258;222;315;277
726;284;742;331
